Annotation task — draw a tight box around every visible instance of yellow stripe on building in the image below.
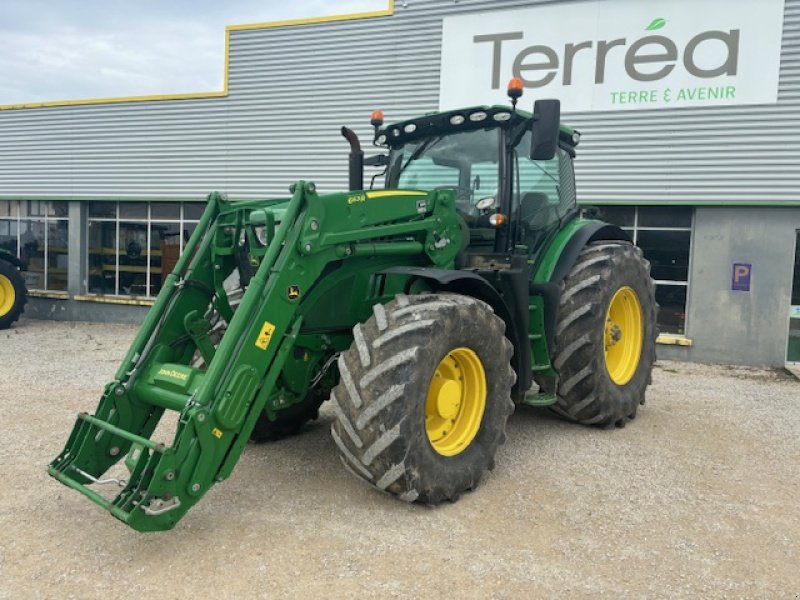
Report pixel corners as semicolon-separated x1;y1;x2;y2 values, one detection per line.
0;1;395;111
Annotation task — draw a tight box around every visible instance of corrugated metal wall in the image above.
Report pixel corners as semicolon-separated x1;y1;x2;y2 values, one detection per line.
0;0;798;204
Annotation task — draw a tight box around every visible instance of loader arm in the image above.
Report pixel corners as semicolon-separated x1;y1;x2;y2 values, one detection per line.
49;182;462;531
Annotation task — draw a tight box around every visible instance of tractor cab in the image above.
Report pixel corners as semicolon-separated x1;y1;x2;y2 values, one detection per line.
372;83;581;262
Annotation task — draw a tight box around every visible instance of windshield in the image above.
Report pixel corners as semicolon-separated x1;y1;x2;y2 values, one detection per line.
387;128;501;220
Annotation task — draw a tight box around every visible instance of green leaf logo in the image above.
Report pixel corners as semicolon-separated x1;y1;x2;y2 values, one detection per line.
646;18;666;31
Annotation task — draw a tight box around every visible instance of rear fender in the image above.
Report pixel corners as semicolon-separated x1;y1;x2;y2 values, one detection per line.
542;222;630;284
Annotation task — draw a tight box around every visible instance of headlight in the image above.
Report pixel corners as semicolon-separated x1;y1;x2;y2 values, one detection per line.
403;123;417;134
450;115;466;125
493;112;512;122
376;134;387;145
254;226;267;246
469;111;488;122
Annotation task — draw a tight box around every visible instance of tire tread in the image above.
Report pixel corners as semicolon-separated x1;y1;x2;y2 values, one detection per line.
331;293;515;504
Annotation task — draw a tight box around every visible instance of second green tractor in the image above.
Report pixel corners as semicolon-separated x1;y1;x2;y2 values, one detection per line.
49;83;657;531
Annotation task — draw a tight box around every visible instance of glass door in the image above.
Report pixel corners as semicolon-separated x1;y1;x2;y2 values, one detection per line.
788;231;800;363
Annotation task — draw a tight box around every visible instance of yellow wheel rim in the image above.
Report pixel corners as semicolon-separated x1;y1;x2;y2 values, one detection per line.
604;286;644;385
0;274;15;317
425;347;486;457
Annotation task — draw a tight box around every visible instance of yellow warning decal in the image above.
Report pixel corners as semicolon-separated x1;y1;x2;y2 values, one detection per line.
212;428;223;439
366;190;427;199
255;321;276;350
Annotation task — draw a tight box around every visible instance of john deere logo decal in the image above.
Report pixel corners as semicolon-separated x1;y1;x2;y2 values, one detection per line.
287;285;301;301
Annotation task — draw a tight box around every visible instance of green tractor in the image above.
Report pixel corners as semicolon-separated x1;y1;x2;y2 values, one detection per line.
49;82;657;531
0;247;27;330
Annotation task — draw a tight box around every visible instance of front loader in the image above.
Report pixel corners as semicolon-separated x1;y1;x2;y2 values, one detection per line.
49;80;657;531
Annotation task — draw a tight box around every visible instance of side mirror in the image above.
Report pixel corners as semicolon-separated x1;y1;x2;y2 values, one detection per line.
364;154;389;167
530;99;561;161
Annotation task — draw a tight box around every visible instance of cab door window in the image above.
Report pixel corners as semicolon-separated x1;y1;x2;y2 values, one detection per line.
515;133;575;253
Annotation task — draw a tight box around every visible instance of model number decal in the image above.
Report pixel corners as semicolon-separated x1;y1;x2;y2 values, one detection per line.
347;194;366;205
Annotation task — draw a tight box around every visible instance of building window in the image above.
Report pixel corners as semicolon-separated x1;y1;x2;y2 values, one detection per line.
0;200;69;291
87;202;203;298
586;206;693;335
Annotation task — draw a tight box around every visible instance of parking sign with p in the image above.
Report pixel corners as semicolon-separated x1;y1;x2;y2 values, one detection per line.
732;263;752;292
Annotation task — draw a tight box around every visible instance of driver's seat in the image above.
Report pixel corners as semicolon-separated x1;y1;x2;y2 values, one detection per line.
519;192;552;252
519;192;550;226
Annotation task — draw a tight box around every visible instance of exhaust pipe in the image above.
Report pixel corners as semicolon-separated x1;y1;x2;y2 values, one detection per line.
340;127;363;192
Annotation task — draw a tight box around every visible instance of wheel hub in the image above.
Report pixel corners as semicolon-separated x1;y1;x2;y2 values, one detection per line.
425;347;487;457
605;321;623;349
604;286;644;385
0;274;15;316
429;378;462;420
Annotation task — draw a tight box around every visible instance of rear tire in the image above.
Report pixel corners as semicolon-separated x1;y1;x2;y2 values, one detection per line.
331;293;515;504
0;261;26;330
549;241;657;427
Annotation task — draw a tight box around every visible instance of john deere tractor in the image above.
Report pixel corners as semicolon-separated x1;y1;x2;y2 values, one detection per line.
0;248;27;329
49;82;656;531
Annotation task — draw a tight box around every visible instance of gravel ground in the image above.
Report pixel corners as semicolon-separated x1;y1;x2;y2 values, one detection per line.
1;318;798;599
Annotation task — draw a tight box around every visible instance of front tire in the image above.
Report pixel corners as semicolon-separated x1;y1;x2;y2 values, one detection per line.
550;241;657;427
0;261;26;330
250;388;327;442
331;293;515;504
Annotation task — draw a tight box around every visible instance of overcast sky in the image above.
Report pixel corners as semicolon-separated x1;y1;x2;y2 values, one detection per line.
0;0;388;104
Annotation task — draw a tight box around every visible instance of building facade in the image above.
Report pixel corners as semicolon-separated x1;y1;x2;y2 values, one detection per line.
1;0;799;367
